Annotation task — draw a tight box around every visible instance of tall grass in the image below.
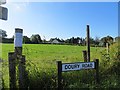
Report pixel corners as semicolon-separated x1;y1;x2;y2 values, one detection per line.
1;43;120;88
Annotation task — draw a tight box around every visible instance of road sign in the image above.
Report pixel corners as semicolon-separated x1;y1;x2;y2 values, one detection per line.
62;62;95;72
0;6;8;20
0;0;6;5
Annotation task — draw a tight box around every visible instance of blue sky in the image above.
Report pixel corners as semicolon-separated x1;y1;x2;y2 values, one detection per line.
0;2;118;40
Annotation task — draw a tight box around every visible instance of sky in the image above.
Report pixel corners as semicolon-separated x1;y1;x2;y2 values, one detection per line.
0;1;118;40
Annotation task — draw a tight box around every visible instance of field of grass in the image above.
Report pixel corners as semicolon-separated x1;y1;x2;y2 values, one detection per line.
1;43;120;88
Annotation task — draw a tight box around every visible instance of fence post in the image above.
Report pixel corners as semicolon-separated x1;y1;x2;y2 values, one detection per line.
8;52;16;88
57;61;62;90
82;50;87;62
94;59;99;84
106;43;109;54
18;55;28;89
86;25;90;62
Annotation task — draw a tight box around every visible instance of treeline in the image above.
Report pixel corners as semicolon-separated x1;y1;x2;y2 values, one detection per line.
1;34;120;47
0;29;119;46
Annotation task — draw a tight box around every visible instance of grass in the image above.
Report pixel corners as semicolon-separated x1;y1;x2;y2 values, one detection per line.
1;43;119;88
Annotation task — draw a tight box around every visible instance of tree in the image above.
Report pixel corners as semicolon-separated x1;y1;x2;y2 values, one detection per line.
23;36;31;44
100;35;114;47
0;29;7;38
94;36;100;46
115;36;120;42
30;34;42;44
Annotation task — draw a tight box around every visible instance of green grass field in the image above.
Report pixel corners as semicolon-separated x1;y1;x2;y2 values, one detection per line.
1;43;120;88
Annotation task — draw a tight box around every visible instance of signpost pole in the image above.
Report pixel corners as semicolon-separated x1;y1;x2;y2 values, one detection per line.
94;59;99;84
86;25;90;62
57;61;62;90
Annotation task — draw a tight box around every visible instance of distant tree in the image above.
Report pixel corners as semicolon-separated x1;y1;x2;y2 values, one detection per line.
65;39;70;44
23;36;31;44
89;37;95;44
0;29;7;38
115;36;120;42
100;35;114;47
94;36;100;46
30;34;42;44
43;36;46;43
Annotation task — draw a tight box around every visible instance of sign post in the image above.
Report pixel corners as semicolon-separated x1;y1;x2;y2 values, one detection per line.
57;60;99;87
94;59;99;84
8;28;28;89
57;61;62;90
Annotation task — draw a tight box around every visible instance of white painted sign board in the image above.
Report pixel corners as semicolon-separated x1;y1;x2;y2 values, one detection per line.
14;33;23;47
62;62;95;72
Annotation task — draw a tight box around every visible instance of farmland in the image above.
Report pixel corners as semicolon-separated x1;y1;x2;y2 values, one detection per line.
1;43;120;88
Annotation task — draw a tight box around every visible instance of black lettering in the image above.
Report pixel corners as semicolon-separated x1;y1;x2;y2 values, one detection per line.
90;63;93;67
65;65;68;69
68;65;71;69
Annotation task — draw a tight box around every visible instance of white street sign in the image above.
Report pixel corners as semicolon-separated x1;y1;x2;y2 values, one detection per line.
62;62;95;72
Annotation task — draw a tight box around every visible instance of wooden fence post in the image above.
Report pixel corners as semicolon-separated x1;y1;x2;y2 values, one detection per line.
18;55;28;89
8;52;16;88
82;50;87;62
94;59;99;84
106;43;109;54
57;61;62;90
86;25;90;62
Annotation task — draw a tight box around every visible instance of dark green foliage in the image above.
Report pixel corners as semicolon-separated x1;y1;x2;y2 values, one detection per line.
30;34;42;44
2;38;13;43
0;29;7;38
100;36;114;47
23;36;31;44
